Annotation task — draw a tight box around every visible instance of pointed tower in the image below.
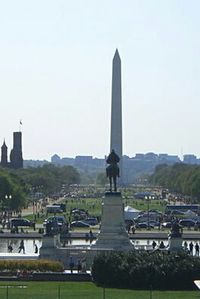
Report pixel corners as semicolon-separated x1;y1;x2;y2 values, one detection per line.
10;132;23;169
110;49;123;183
1;140;8;168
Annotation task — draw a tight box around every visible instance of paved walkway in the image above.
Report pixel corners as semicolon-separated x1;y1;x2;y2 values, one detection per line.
0;231;199;240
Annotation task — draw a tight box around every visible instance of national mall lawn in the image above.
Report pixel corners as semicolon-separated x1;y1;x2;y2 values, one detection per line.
0;282;198;299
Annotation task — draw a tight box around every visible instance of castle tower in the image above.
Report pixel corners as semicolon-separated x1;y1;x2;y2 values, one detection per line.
1;140;8;168
10;132;23;169
110;49;123;183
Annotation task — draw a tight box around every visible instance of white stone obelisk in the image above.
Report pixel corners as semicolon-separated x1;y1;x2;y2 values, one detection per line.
110;49;123;184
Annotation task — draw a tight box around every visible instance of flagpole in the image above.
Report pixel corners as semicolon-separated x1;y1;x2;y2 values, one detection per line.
19;120;22;132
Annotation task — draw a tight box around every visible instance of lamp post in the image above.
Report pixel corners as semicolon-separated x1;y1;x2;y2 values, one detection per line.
145;195;151;230
145;195;155;230
4;194;12;222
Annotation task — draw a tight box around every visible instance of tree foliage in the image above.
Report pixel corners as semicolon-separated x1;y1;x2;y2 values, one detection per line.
150;163;200;199
0;165;80;211
92;250;200;290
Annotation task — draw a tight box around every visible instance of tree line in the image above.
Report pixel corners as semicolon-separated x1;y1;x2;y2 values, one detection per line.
150;163;200;199
0;164;80;212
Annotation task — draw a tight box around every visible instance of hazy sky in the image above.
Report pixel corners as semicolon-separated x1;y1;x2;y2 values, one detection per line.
1;0;200;160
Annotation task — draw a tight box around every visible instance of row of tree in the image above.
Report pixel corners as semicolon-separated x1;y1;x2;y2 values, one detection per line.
150;163;200;199
0;164;80;212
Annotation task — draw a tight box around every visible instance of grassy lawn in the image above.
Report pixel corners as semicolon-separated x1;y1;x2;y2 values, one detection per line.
25;197;166;225
0;282;198;299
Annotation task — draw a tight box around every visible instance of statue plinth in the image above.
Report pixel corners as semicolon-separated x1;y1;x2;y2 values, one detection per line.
168;234;183;251
92;192;133;251
167;222;183;251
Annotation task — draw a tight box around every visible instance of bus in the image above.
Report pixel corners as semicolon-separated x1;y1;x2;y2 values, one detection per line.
165;204;200;214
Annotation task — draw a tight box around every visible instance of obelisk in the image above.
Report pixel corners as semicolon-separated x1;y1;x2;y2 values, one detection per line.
110;49;123;184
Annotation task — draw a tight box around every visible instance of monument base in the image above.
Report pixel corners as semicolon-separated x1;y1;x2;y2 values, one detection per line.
39;234;59;260
168;236;183;251
92;192;133;251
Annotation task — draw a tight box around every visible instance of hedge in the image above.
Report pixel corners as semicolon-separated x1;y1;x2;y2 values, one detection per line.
92;250;200;290
0;259;64;272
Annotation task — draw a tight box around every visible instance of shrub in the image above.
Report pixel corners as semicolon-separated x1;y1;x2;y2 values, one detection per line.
92;250;200;290
0;259;63;272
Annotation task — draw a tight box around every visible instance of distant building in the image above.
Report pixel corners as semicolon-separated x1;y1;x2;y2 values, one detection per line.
0;131;23;169
1;140;8;168
183;154;198;165
10;132;23;169
51;154;61;164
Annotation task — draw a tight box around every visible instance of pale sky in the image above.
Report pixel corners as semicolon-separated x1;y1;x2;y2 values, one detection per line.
1;0;200;160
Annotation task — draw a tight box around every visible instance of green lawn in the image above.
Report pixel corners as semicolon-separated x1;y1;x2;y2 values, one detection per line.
0;282;198;299
25;197;166;224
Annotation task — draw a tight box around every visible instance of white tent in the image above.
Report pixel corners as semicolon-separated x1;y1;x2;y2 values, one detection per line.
124;206;141;220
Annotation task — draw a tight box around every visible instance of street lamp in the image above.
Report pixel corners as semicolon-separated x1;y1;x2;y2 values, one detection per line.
4;194;12;222
145;195;155;230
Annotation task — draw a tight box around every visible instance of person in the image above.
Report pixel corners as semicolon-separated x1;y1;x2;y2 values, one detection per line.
183;241;188;251
8;244;13;253
89;229;93;238
69;256;74;273
77;260;82;273
189;241;194;255
131;225;135;234
127;224;131;234
195;242;199;256
81;258;86;273
152;240;157;250
34;244;38;254
18;240;25;254
159;241;165;249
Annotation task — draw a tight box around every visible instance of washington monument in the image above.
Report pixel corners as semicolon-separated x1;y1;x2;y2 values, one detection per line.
110;49;123;184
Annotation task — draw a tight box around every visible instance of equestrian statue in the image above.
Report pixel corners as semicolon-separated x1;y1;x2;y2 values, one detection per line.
106;149;120;192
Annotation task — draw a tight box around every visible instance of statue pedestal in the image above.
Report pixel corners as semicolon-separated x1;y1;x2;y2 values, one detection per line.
39;234;59;260
168;235;183;251
92;192;133;251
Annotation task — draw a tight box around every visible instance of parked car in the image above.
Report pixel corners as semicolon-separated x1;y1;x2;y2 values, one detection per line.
10;218;34;228
84;218;98;226
179;219;196;227
52;203;66;212
161;222;172;229
136;222;154;229
43;216;67;228
70;221;90;228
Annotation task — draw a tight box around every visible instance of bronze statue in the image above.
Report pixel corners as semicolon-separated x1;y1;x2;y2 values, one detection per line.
169;219;182;238
106;149;120;192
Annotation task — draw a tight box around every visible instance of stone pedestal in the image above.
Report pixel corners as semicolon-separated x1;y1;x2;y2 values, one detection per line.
92;192;133;251
39;235;59;260
168;236;183;251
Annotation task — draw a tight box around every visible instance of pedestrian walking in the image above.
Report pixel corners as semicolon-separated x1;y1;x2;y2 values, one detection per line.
8;244;13;253
18;240;25;254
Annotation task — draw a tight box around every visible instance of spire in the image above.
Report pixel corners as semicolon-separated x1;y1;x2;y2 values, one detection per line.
2;139;7;149
113;49;121;62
